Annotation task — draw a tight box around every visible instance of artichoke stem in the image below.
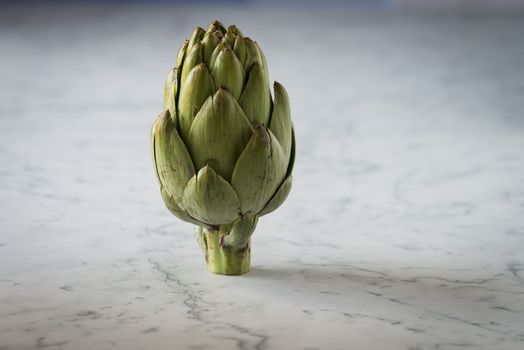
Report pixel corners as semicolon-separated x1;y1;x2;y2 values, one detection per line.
201;227;250;275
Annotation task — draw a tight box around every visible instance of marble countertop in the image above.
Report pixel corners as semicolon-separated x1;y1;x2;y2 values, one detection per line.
1;5;524;350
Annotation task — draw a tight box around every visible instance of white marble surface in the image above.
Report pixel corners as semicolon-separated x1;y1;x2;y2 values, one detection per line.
1;4;524;350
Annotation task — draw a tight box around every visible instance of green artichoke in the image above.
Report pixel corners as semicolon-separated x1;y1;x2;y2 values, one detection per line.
151;21;295;275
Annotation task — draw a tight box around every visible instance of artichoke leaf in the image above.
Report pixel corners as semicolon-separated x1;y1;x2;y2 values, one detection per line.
259;128;295;216
255;42;270;84
182;166;241;225
163;68;178;118
233;36;247;66
181;43;203;87
188;26;205;50
243;38;263;71
150;119;161;184
153;110;195;201
231;126;287;214
208;20;226;34
202;31;221;64
161;187;202;226
187;89;253;181
211;47;245;100
269;82;292;162
227;25;243;36
223;30;237;48
221;212;258;249
178;64;215;141
176;40;189;69
208;42;225;71
238;63;271;125
258;175;292;216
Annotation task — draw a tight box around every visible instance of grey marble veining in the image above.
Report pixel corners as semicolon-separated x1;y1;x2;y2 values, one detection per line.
1;4;524;350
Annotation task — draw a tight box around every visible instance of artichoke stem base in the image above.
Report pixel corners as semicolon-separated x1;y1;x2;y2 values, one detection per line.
202;228;250;275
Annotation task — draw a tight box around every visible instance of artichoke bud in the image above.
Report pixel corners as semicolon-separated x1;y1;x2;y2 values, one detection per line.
152;21;295;275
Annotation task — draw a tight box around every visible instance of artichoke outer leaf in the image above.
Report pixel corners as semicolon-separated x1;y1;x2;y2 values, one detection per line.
187;89;253;181
188;26;205;50
255;41;270;84
231;126;287;214
178;64;215;141
176;40;189;69
153;110;195;201
269;82;292;162
163;68;178;118
211;48;245;100
258;128;295;216
221;212;258;249
243;38;263;71
258;175;292;216
150;118;161;184
181;42;203;87
238;62;271;125
286;127;296;177
182;165;241;225
161;187;203;226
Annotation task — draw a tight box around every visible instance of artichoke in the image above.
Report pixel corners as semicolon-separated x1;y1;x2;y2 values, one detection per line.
151;21;295;275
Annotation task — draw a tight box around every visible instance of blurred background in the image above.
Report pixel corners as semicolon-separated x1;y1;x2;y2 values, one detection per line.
1;0;524;349
2;0;523;233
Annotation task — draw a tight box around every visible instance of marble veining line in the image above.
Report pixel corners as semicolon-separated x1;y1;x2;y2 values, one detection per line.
147;257;204;321
393;169;418;208
218;323;269;350
147;257;270;350
299;262;524;340
35;337;69;349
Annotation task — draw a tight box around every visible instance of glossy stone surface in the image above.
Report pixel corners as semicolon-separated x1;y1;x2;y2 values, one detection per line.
1;5;523;350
